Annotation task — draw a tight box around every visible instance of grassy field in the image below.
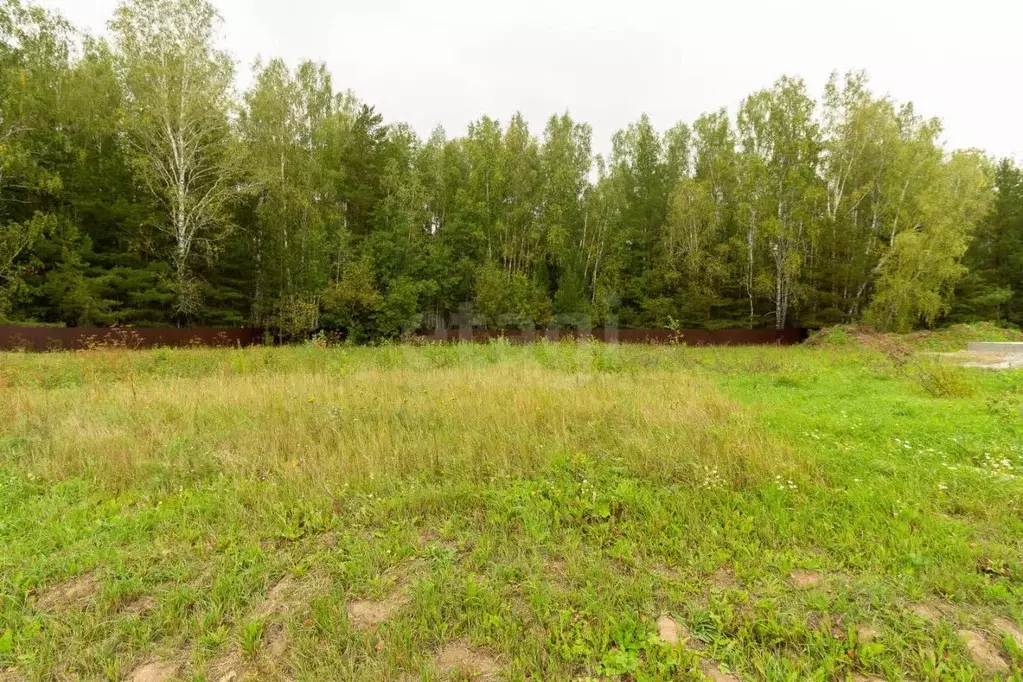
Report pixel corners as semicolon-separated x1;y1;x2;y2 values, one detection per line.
1;334;1023;681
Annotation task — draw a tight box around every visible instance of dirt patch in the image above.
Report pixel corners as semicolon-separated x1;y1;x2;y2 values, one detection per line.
541;557;571;588
208;650;246;682
791;570;820;588
993;617;1023;647
266;623;289;658
254;572;326;621
544;558;567;576
419;528;459;552
850;676;885;682
709;567;739;591
857;625;879;643
656;615;687;645
909;603;942;622
435;639;499;679
35;574;98;611
123;596;157;615
254;576;296;618
651;562;683;581
958;630;1008;673
347;593;408;631
805;611;844;639
700;660;740;681
418;528;441;545
129;661;179;682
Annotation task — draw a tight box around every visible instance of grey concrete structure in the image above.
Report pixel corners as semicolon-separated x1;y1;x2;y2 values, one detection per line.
968;342;1023;354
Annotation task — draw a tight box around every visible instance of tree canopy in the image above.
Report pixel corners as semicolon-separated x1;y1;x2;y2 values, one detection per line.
0;0;1012;336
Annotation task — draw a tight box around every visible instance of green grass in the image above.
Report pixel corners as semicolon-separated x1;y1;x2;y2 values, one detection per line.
1;339;1022;680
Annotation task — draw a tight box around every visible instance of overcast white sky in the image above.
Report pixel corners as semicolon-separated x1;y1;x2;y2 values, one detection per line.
37;0;1023;160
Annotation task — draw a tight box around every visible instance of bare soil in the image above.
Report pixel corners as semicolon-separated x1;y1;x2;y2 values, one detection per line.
347;593;408;631
958;630;1008;673
857;625;879;643
656;615;685;645
909;603;942;622
35;574;98;611
434;639;499;679
791;570;821;588
700;660;740;681
993;617;1023;647
209;651;246;682
710;567;739;591
129;661;178;682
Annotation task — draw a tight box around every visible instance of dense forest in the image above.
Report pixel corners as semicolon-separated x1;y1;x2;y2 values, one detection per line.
1;0;1021;339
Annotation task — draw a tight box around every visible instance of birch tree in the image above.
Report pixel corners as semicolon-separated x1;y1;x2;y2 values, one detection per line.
764;77;821;330
735;91;772;327
581;155;626;319
664;177;721;294
817;72;906;320
538;113;591;314
111;0;238;316
240;59;337;328
736;78;822;329
866;150;992;330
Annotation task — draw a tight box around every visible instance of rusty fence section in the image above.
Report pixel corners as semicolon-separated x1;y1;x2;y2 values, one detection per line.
0;326;265;351
414;328;809;346
0;326;808;351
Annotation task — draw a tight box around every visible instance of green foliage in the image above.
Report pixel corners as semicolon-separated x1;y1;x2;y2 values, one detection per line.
475;261;552;329
269;296;319;342
804;326;854;347
239;618;265;659
0;5;1008;336
111;0;240;318
951;159;1023;325
908;360;978;398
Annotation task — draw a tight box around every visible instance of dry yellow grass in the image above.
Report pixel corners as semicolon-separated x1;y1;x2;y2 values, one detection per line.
2;354;795;493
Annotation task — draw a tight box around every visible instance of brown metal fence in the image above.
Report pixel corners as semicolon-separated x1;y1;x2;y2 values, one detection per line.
414;328;809;346
0;326;264;351
0;326;807;351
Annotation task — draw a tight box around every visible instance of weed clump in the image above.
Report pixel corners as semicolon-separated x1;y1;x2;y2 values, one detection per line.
910;360;977;398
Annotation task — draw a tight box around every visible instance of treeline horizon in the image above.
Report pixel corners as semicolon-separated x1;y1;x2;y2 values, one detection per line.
2;0;1022;339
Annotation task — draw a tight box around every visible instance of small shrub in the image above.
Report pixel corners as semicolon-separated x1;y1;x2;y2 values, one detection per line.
910;360;977;398
986;392;1023;426
805;326;854;347
270;296;319;342
665;316;686;346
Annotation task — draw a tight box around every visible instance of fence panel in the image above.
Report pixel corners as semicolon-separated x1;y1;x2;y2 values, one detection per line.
413;328;808;346
0;326;808;351
0;327;264;351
